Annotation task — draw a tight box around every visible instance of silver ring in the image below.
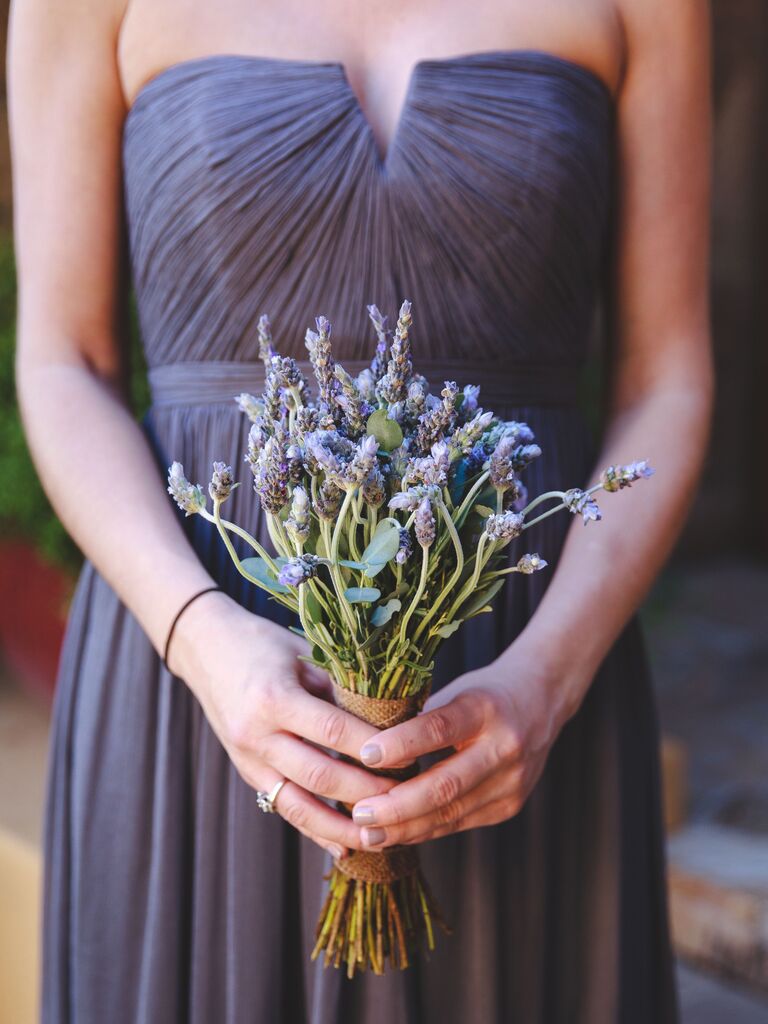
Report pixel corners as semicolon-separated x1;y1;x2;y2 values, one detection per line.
256;778;286;814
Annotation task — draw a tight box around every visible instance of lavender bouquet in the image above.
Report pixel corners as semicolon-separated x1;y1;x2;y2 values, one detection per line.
167;299;653;977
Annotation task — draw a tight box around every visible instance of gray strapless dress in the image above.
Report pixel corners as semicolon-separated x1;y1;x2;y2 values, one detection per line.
41;50;679;1022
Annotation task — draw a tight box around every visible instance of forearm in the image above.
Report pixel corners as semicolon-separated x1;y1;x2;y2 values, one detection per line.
502;370;713;718
16;340;219;657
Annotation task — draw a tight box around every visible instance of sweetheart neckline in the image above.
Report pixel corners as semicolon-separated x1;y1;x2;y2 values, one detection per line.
123;48;615;171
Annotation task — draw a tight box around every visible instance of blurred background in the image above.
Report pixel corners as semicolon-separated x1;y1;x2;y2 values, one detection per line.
1;2;767;1021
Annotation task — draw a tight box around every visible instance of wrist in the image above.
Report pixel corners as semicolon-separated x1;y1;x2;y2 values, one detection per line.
493;630;595;727
167;587;238;682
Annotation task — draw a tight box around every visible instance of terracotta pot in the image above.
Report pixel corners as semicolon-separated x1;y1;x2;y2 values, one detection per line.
0;539;75;702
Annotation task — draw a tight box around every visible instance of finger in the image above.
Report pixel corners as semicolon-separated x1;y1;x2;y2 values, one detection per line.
359;692;486;767
401;794;522;845
276;780;365;851
275;684;380;760
357;768;522;848
249;765;350;859
263;732;395;804
351;743;497;829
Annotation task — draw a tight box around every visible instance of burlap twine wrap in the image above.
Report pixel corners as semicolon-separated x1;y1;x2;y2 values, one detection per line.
331;682;429;884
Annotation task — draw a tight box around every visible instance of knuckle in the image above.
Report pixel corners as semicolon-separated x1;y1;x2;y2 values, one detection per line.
222;711;251;751
495;729;523;764
303;759;335;796
429;770;462;808
425;709;454;748
435;798;464;828
318;709;348;751
281;795;310;831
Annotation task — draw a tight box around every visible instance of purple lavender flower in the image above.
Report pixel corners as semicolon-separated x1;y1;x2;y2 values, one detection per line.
564;488;602;524
244;420;270;470
343;435;379;489
355;368;377;404
402;440;451;488
516;553;548;574
377;300;413;404
334;365;365;435
414;495;436;547
388;487;424;512
395;528;412;564
285;485;311;544
256;313;276;366
484;511;524;542
362;466;386;508
234;392;264;423
506;479;528;512
208;461;239;503
600;460;655;492
252;433;290;514
278;554;322;588
167;462;206;516
305;316;338;425
449;410;494;456
315;479;343;520
367;304;390;381
460;384;481;418
412;380;459;454
489;434;518;490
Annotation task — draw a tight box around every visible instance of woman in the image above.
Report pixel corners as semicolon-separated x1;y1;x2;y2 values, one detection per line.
8;0;712;1019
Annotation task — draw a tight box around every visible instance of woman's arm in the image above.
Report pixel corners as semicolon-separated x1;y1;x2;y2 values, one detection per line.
8;0;389;858
349;0;715;847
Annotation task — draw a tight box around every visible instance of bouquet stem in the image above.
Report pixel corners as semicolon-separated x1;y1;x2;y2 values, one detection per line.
311;683;450;977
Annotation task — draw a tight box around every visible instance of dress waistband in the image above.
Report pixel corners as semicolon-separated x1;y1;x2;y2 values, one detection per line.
147;359;581;409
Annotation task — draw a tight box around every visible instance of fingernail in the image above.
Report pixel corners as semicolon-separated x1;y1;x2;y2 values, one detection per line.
353;805;376;825
328;844;346;860
362;827;386;847
360;743;382;766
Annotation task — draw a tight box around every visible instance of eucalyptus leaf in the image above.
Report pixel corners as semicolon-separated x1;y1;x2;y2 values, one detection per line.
344;587;381;604
338;559;368;570
359;518;401;576
366;408;404;451
457;577;506;619
305;590;324;624
240;556;291;594
370;598;402;626
435;620;461;638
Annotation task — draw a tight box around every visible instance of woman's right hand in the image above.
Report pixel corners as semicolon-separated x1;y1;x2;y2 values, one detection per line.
169;589;390;859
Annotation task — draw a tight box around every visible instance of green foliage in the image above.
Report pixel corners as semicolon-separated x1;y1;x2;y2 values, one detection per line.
0;234;148;575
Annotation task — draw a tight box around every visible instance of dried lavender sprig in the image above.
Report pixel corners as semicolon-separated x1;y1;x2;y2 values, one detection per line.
377;299;413;404
366;304;390;381
256;313;276;367
167;462;206;516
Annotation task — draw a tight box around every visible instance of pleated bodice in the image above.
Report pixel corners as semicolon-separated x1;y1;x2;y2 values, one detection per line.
121;49;614;374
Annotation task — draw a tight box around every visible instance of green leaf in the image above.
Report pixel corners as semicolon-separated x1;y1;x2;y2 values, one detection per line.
359;518;401;577
338;558;368;570
240;556;291;594
344;587;381;604
473;504;495;519
366;408;403;452
305;590;324;624
435;619;461;638
370;598;401;626
311;644;328;665
457;577;506;619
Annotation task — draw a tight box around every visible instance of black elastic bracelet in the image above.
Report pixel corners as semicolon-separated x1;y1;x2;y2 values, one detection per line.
162;585;224;673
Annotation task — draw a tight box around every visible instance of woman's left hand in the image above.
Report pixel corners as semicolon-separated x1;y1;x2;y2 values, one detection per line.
350;650;582;848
